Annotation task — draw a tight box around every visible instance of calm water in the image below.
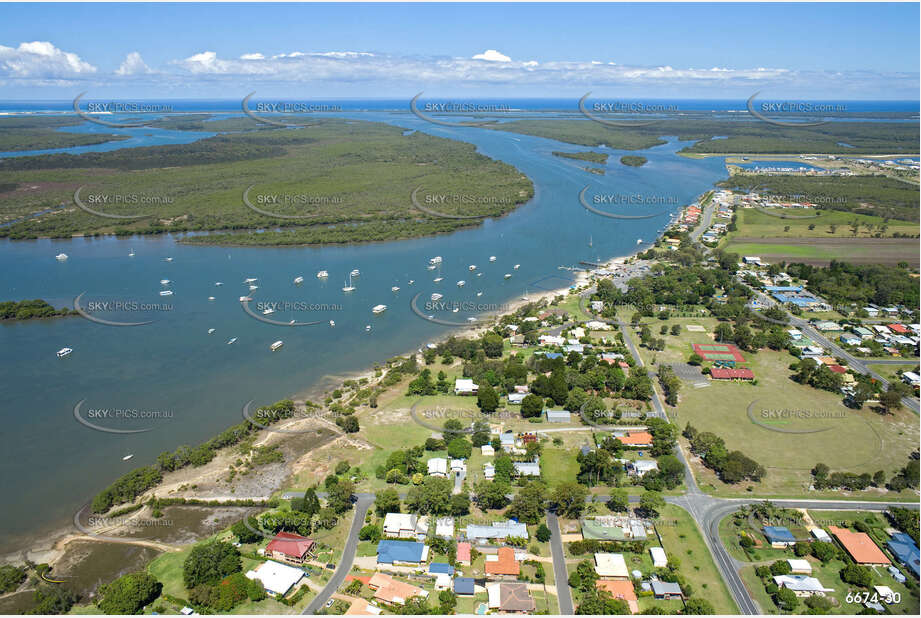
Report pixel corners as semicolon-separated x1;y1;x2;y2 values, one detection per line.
0;107;730;553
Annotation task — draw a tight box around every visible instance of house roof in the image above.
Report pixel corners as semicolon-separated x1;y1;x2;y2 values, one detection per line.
596;579;637;602
651;580;683;596
649;547;667;564
773;575;832;592
456;542;471;563
265;531;315;558
887;533;920;576
245;560;304;596
370;574;426;605
710;368;755;379
829;526;890;564
594;553;629;579
485;547;520;576
787;559;812;572
383;513;419;533
345;599;382;615
454;577;475;595
466;520;529;540
763;526;796;543
496;583;535;612
827;364;847;374
376;540;428;564
428;562;455;575
616;431;653;446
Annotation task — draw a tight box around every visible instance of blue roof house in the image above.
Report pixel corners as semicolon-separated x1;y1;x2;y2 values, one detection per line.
887;533;920;578
763;526;797;547
454;577;475;596
377;540;428;565
428;562;455;576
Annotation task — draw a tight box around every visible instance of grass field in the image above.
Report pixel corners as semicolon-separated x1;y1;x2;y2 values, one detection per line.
722;238;919;266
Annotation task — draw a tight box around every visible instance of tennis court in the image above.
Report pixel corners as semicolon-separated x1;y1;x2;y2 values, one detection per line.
692;343;745;362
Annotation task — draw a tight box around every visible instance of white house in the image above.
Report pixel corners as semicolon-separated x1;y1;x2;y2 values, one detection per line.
594;553;629;579
787;559;812;574
483;462;495;479
427;457;448;477
435;517;455;539
481;444;495;457
650;547;668;568
245;561;304;596
383;513;428;539
454;379;478;396
507;392;526;405
773;575;834;597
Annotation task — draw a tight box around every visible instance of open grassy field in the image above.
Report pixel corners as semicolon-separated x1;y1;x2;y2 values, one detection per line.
727;206;918;239
721;238;919;266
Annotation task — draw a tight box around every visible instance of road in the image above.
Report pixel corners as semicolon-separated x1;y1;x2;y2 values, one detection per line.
689;191;718;243
545;511;574;615
303;493;374;614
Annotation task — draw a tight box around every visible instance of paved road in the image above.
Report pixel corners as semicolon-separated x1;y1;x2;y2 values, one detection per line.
545;511;574;615
689;192;718;243
303;494;374;614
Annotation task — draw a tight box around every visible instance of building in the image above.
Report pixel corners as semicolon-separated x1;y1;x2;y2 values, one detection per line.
383;513;427;539
628;460;659;477
649;546;668;568
773;575;834;597
545;410;571;423
454;577;475;596
427;457;448;477
485;546;520;577
265;531;316;565
466;520;529;542
710;367;755;380
454;378;478;396
787;559;813;574
887;532;920;578
810;527;830;542
368;573;428;606
594;553;629;580
508;392;526;404
514;460;541;477
763;526;797;548
483;462;495;479
456;542;472;566
902;372;921;388
829;526;890;566
651;580;683;599
596;580;638;614
245;560;304;596
487;582;535;614
481;444;495;457
839;333;861;346
615;431;653;447
345;599;383;615
434;517;455;539
376;540;429;566
581;516;648;541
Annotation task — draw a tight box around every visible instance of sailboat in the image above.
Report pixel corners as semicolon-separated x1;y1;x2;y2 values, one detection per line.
342;273;356;292
128;249;135;257
589;235;593;248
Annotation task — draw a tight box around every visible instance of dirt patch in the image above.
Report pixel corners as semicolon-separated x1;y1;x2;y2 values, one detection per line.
49;540;161;601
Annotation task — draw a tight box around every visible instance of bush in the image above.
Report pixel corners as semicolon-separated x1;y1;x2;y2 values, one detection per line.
183;541;242;589
96;572;163;614
536;523;551;543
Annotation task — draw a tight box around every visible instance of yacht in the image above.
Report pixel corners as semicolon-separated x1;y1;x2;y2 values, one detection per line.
350;269;360;277
294;276;304;284
342;273;356;292
513;264;520;270
227;337;237;345
426;264;437;270
468;264;477;271
248;284;258;291
433;277;444;283
244;278;258;284
128;249;135;257
55;253;68;261
391;286;400;292
317;270;329;278
489;256;497;262
263;308;275;315
457;280;465;287
365;324;372;332
159;290;173;296
636;238;643;245
208;296;215;301
430;293;443;301
429;256;442;265
215;282;223;286
164;257;173;262
122;454;134;461
476;272;483;277
329;320;335;327
476;291;483;297
504;273;512;279
208;328;216;334
408;280;414;285
56;347;73;358
452;307;459;313
467;317;477;322
372;304;387;314
270;340;284;351
160;279;170;285
239;295;252;302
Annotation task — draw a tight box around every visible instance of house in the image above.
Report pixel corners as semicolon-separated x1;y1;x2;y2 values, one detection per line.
485;546;520;577
466;520;529;542
383;513;427;539
481;444;495;457
787;329;803;340
539;334;565;346
508;392;527;405
773;575;833;597
596;580;639;614
594;553;629;580
265;531;316;564
888;565;907;584
829;526;890;565
628;460;659;477
545;410;571;423
513;460;541;477
888;324;910;334
763;526;797;548
427;457;448;477
710;367;755;380
810;528;832;542
345;599;383;615
245;560;304;596
902;372;920;388
874;585;896;601
431;571;453;591
814;321;843;332
483;462;495;479
581;516;649;541
509;334;525;347
487;582;535;614
434;517;455;539
591;300;604;312
615;431;653;447
839;333;861;346
368;573;428;606
450;459;466;474
454;378;478;396
499;432;517;449
179;608;196;616
650;546;668;568
586;320;611;330
456;542;472;566
743;256;762;264
651;580;684;599
376;540;429;566
454;577;475;596
852;326;874;340
787;559;813;574
864;307;880;317
887;532;920;578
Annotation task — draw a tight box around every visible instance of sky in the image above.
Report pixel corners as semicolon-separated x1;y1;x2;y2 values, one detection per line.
0;2;919;99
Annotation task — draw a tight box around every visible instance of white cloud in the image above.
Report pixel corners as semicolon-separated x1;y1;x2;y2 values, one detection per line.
0;41;96;77
472;49;511;62
115;51;151;76
240;53;265;60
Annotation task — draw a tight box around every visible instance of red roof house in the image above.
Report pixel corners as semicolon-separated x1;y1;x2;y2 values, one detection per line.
827;364;847;374
265;531;315;564
485;547;520;577
456;542;471;565
710;368;755;380
888;324;909;334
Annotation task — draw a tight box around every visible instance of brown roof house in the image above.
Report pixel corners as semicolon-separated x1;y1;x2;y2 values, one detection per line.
487;582;535;614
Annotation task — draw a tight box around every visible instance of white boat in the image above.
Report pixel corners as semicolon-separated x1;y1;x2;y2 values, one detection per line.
513;264;520;270
489;256;497;262
476;272;483;277
55;253;68;261
431;293;443;301
329;320;335;327
239;295;252;302
350;269;360;277
457;280;465;287
408;280;414;285
159;290;173;296
160;279;170;285
372;304;387;314
636;238;643;245
263;308;275;315
164;257;173;262
342;273;356;292
365;325;372;332
429;256;442;265
289;319;296;325
426;264;437;270
391;286;400;292
467;317;477;322
452;307;459;313
208;328;216;334
294;276;304;284
476;291;483;297
244;278;257;283
317;270;329;278
433;277;443;283
248;284;258;291
56;347;73;358
208;296;215;301
128;249;135;257
468;264;477;271
270;340;284;351
521;295;530;301
227;337;237;345
504;273;512;279
215;282;223;286
122;454;133;461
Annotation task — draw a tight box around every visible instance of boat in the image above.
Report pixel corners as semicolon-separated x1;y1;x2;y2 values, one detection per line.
476;272;483;277
159;290;173;296
521;295;530;301
452;307;459;313
350;269;360;277
56;347;73;358
239;295;252;302
289;319;296;325
208;328;215;334
589;235;593;248
504;273;512;279
426;264;437;270
244;278;257;284
160;279;170;285
227;337;237;345
342;273;356;292
329;320;335;327
248;284;258;291
208;296;215;301
391;286;400;292
365;325;372;332
636;238;643;245
468;264;477;271
55;253;68;261
122;454;133;461
433;277;443;283
317;270;329;278
372;304;387;314
128;249;135;257
408;280;414;285
164;257;173;262
489;256;496;262
457;280;465;287
431;293;443;301
513;264;520;270
294;276;304;284
467;317;477;322
429;256;442;265
262;308;275;315
476;291;483;297
215;282;223;286
270;340;284;351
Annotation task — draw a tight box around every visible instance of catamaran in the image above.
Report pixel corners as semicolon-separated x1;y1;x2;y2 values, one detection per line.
317;270;329;278
372;304;387;314
294;276;304;284
489;256;497;262
350;269;360;277
56;347;73;358
159;290;173;296
342;273;356;292
55;253;68;261
270;340;284;351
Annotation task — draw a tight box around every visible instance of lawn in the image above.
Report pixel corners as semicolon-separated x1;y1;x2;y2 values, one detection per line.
540;448;580;485
724;206;918;240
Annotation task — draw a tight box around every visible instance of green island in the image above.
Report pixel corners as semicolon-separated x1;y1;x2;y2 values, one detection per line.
620;155;648;167
551;150;609;164
0;299;73;320
0;118;533;245
0;117;128;152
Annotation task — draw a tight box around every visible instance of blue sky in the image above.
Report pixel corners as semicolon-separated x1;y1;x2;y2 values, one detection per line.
0;2;918;99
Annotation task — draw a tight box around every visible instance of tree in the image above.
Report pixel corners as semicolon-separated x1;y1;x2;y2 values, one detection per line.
477;382;499;413
536;523;552;543
482;332;504;358
447;437;473;459
774;586;799;611
0;564;26;594
638;491;665;518
295;488;321;516
336;415;359;433
840;563;872;588
96;572;162;615
550;483;589;518
327;479;355;513
449;493;470;516
231;517;261;544
471;421;491;447
475;480;510;510
493;455;514;483
606;490;629;513
375;488;401;517
879;389;903;414
684;598;715;614
443;419;464;443
406;476;453;515
359;523;381;542
183;541;242;588
811;542;838;563
438;590;457;613
29;585;78;615
507;482;548;524
520;394;544;418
